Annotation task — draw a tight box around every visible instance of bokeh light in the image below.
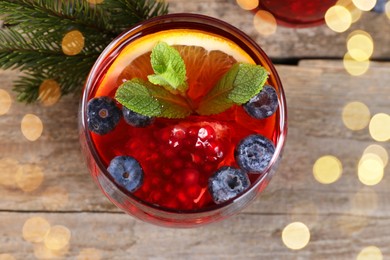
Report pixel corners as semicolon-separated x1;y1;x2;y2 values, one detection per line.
313;155;343;184
22;217;51;243
15;164;44;192
347;31;374;61
358;154;384;186
236;0;259;10
44;225;71;251
337;0;363;23
325;5;352;33
38;79;61;107
0;89;12;115
34;243;69;259
342;101;371;130
21;114;43;141
0;157;20;188
336;0;363;23
363;144;388;167
357;246;383;260
77;248;103;260
369;113;390;142
41;186;69;210
282;222;310;250
386;1;390;19
343;52;370;76
352;0;377;11
253;10;277;36
62;30;85;56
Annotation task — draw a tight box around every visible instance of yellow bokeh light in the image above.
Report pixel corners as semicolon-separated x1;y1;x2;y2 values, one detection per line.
34;243;69;259
352;0;377;11
41;186;69;210
282;222;310;250
15;164;44;192
342;101;371;130
358;155;384;186
0;157;20;188
0;89;12;115
347;31;374;61
22;216;51;243
325;5;352;33
21;114;43;141
369;113;390;142
236;0;259;10
363;144;388;167
386;1;390;19
337;0;363;23
44;225;71;251
77;248;103;260
62;30;85;56
343;52;370;76
313;155;343;184
39;79;61;107
253;10;277;37
357;246;383;260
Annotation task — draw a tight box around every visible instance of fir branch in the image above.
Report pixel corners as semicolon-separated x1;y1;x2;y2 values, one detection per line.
0;0;169;103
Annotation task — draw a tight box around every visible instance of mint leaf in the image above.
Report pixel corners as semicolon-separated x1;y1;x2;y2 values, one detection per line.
196;63;268;115
116;79;192;119
147;42;188;93
229;63;268;104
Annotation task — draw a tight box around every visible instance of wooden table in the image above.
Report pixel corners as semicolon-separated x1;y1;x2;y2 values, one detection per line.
1;1;390;259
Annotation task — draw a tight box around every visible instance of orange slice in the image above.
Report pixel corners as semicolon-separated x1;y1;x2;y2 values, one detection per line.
96;29;255;102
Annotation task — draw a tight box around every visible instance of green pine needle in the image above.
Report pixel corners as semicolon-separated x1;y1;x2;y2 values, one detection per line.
0;0;169;103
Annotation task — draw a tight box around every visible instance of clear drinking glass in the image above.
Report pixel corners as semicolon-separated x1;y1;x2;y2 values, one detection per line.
79;13;287;227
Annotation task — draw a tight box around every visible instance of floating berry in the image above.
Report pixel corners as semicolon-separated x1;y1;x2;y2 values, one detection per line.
107;156;144;192
122;106;154;127
87;96;122;135
243;85;279;119
208;166;250;204
235;134;275;173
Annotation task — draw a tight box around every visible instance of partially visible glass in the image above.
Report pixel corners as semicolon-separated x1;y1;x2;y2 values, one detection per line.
79;13;287;227
256;0;338;27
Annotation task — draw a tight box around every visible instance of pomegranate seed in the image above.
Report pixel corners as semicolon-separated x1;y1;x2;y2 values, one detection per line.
198;125;215;140
183;168;199;186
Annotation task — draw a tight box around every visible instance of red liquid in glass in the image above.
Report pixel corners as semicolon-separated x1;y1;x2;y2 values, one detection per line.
257;0;338;27
89;40;279;212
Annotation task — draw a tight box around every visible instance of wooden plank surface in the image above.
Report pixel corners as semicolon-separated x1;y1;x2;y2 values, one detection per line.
1;0;390;259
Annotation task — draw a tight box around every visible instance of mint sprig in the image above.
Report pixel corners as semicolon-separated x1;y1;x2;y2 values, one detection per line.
147;42;188;94
115;42;269;119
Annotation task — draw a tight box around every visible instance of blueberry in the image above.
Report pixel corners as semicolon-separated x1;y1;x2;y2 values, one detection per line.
122;106;154;127
235;134;275;173
243;85;279;119
208;166;250;204
87;96;121;135
107;156;144;192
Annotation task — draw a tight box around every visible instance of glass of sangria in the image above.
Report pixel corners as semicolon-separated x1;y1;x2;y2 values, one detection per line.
79;13;287;227
256;0;338;27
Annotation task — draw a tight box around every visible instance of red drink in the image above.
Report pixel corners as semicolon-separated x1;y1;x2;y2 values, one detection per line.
79;14;287;227
256;0;338;27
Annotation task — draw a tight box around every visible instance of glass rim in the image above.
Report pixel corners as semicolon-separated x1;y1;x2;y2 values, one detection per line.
80;13;288;215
